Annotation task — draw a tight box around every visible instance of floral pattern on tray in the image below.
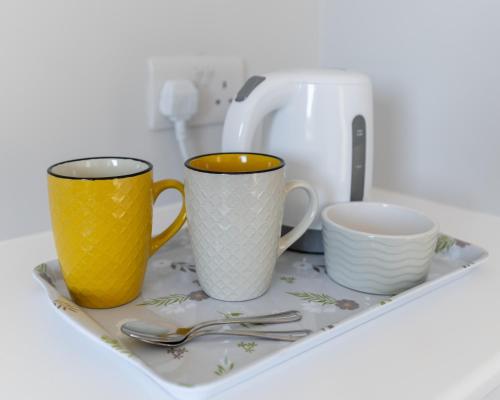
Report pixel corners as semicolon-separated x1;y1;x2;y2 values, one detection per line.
32;231;488;400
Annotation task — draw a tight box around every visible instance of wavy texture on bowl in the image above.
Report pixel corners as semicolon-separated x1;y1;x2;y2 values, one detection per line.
322;224;438;295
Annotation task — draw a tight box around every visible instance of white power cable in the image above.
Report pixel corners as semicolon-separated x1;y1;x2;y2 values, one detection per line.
158;80;199;161
173;120;189;161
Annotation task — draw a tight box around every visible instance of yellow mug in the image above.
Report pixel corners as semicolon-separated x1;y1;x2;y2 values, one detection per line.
47;157;186;308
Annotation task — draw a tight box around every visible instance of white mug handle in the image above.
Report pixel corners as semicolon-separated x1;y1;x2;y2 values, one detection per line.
278;180;319;256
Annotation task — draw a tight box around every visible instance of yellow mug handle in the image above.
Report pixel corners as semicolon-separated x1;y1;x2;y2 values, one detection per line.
150;179;187;255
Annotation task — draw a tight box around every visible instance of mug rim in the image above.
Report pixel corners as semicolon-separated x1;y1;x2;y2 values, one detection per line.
321;202;439;239
47;156;153;180
184;152;285;175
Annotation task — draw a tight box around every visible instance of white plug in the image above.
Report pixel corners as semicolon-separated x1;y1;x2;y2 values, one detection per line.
159;80;199;160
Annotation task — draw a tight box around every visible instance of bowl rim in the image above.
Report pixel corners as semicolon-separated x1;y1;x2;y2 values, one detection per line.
321;202;439;240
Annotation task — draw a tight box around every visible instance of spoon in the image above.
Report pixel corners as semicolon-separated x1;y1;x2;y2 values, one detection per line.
126;327;312;347
121;310;302;343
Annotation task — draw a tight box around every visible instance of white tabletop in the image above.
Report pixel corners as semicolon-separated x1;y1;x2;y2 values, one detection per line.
2;188;500;400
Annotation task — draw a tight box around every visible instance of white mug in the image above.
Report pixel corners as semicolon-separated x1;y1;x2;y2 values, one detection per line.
184;152;319;301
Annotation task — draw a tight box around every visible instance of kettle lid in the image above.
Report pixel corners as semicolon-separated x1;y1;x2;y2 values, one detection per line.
265;69;371;85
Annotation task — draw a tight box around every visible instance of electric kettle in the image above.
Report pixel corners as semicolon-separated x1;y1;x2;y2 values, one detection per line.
222;69;373;253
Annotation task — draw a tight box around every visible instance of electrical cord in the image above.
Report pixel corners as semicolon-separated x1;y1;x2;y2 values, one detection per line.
158;80;199;161
173;120;189;160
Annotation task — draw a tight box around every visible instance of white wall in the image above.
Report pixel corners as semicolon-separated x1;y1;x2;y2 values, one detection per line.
320;0;500;216
0;0;320;240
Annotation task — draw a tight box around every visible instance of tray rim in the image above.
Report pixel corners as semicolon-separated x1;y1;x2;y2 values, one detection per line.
32;234;489;400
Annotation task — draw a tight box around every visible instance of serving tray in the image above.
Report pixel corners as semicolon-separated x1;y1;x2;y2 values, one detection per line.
33;231;488;400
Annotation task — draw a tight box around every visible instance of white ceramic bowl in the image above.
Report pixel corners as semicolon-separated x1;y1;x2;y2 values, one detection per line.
321;202;439;295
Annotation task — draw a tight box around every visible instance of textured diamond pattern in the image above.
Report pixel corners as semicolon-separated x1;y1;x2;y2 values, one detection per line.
48;173;153;308
185;169;285;301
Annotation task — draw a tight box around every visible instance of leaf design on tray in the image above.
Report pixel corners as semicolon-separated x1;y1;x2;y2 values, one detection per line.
288;292;359;310
312;264;326;273
288;291;337;305
379;298;392;305
219;311;244;318
35;263;55;286
280;276;295;284
188;290;209;301
34;263;47;273
435;235;456;253
237;341;257;353
321;324;335;332
455;238;470;248
53;298;78;313
335;299;360;310
218;311;255;328
166;346;188;359
101;335;133;357
138;294;190;307
171;261;196;273
178;383;194;388
214;354;234;376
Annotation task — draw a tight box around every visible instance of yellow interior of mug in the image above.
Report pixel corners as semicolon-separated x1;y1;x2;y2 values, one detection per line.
186;153;284;174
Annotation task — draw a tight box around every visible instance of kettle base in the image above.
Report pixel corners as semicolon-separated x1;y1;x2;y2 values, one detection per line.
281;226;324;254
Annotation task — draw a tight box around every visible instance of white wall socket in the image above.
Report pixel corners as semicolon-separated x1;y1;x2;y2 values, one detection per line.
147;56;245;131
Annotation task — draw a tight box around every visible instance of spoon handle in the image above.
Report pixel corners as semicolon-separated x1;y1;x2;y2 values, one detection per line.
189;328;312;343
191;310;302;333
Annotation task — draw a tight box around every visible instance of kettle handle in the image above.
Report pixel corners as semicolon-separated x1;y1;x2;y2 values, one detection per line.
278;180;319;256
222;75;295;151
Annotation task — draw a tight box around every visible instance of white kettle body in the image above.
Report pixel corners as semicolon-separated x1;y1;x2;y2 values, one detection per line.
222;70;373;253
